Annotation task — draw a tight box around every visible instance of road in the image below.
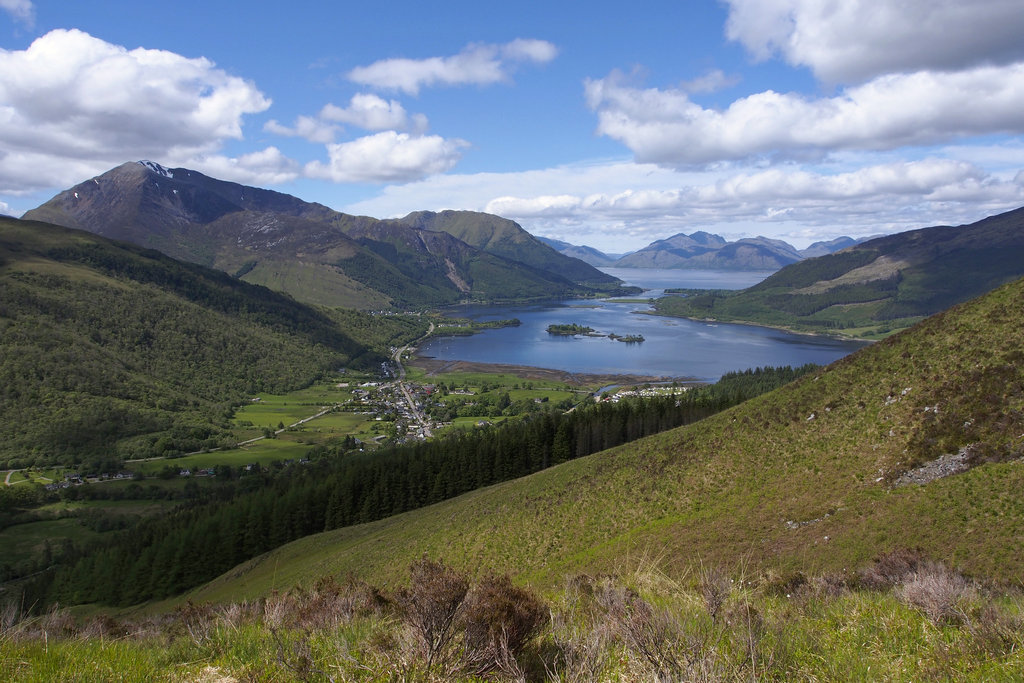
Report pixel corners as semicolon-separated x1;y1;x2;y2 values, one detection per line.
392;322;434;438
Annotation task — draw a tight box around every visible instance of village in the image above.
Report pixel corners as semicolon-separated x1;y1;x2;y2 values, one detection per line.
13;351;684;494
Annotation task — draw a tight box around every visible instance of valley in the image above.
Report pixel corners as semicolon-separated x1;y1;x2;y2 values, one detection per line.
2;167;1023;681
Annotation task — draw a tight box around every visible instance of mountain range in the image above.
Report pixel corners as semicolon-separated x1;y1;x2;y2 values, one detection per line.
24;162;631;310
542;232;869;270
653;205;1024;337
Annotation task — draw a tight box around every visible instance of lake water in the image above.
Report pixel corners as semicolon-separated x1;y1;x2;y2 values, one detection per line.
418;268;869;382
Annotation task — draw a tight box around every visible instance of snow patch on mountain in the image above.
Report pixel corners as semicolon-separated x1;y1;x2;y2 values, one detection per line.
138;160;173;178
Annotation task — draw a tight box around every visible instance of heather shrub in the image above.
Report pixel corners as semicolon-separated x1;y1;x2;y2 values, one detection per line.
544;610;610;683
460;573;547;676
858;547;927;589
593;579;689;681
895;562;975;625
698;565;731;621
393;555;469;671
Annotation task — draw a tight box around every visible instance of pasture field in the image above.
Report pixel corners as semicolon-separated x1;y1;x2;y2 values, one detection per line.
0;518;102;566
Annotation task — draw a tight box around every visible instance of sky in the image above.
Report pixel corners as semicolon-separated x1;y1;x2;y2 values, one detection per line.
2;1;1024;252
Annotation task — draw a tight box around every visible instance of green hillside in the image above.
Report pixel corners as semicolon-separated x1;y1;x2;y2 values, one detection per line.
0;217;418;469
397;210;624;288
654;206;1024;337
188;275;1024;602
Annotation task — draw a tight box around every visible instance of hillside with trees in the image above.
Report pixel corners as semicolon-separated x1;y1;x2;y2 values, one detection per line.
0;217;423;469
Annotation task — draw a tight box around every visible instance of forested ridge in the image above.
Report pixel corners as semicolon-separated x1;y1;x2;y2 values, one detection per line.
30;365;815;606
0;218;425;469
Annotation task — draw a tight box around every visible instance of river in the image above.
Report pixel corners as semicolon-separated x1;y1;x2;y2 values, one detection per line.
417;268;869;382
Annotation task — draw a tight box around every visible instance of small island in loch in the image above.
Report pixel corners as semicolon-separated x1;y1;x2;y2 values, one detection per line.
547;324;645;343
546;323;595;335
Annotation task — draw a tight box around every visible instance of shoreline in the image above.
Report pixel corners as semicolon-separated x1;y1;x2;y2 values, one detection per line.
409;356;702;388
638;309;879;343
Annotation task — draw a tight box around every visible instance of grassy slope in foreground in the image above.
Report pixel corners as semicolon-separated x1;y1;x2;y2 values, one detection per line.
187;277;1024;604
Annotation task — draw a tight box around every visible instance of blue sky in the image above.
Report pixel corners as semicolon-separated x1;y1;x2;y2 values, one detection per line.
2;0;1023;251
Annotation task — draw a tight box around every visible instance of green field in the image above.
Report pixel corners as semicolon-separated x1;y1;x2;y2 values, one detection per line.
32;499;178;516
232;379;361;429
407;367;593;403
128;443;301;475
124;379;379;475
1;469;62;487
0;518;102;566
445;416;511;431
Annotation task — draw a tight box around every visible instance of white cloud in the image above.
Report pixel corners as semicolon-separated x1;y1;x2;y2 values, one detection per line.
0;198;11;215
263;116;339;144
188;147;300;186
0;0;33;26
680;69;739;94
347;39;558;95
320;94;426;132
485;194;582;217
305;131;469;183
0;29;272;193
263;94;428;147
343;157;1024;250
585;64;1024;166
501;38;559;63
723;0;1024;84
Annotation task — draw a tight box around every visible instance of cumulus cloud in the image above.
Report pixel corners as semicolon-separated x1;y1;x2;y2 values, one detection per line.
0;0;33;26
489;160;1020;219
0;29;272;193
320;94;427;132
348;157;1024;249
585;64;1024;166
263;116;339;144
485;194;582;217
264;94;428;146
188;147;300;186
305;131;469;183
723;0;1024;84
680;69;739;94
347;39;558;95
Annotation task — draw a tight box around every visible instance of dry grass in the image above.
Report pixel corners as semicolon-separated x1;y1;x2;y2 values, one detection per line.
3;556;1024;681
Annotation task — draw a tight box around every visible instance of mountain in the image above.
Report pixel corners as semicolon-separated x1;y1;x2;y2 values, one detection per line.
799;236;859;258
654;206;1024;338
613;231;804;270
537;236;623;267
0;215;419;468
185;273;1024;599
540;232;864;270
396;210;620;287
24;162;627;309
